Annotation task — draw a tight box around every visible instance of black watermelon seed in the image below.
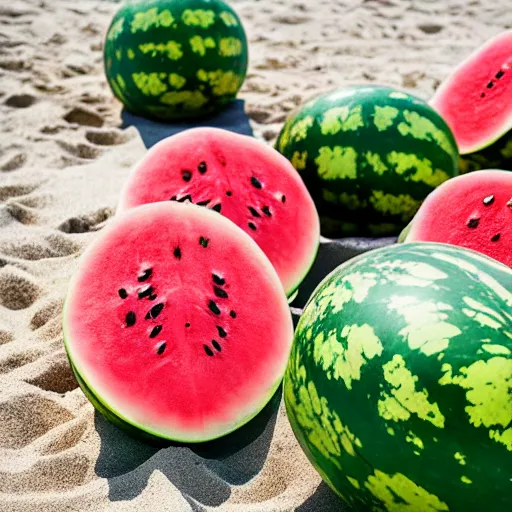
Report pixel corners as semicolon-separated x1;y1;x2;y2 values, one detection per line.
262;205;272;217
170;195;177;201
125;311;136;327
230;310;237;318
174;247;181;259
487;81;494;89
138;268;152;282
212;340;222;352
150;325;162;338
212;273;225;286
212;203;222;213
148;294;157;301
480;93;485;98
214;286;228;299
138;285;154;299
226;191;232;196
248;222;257;231
248;206;261;218
217;326;227;338
198;161;207;174
467;218;480;229
157;342;167;355
177;194;192;203
491;233;501;242
204;345;214;356
496;70;505;79
196;199;211;206
185;322;190;328
251;176;262;189
118;288;128;299
281;195;286;203
148;303;164;319
199;236;209;248
182;170;192;182
483;195;495;206
208;300;221;315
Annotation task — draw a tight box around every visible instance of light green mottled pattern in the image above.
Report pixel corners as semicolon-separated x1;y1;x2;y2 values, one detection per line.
139;41;183;60
160;90;208;108
131;8;175;33
197;69;242;96
290;116;315;143
181;9;215;28
219;37;243;57
291;151;308;170
369;191;422;221
315;146;357;180
398;110;457;158
320;106;364;135
107;17;124;41
366;151;388;175
365;471;449;511
374;105;399;131
189;35;216;56
219;11;239;26
387;151;450;187
168;73;186;90
132;72;168;96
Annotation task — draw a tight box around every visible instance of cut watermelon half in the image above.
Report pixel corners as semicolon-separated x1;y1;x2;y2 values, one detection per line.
63;202;294;442
430;30;512;154
117;127;320;297
403;170;512;267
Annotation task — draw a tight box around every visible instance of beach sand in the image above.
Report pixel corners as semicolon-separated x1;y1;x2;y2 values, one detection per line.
0;0;509;510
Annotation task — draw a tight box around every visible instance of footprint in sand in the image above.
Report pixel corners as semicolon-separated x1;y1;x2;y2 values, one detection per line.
56;140;102;160
4;200;39;224
2;233;80;261
58;207;113;234
0;184;38;201
0;324;13;345
63;106;103;127
4;93;37;108
0;152;27;171
85;128;130;146
25;350;79;394
0;265;41;310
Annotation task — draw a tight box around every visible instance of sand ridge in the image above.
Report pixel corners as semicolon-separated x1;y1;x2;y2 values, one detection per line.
0;0;510;510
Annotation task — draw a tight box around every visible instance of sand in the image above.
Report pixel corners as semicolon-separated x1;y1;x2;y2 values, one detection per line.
0;0;509;510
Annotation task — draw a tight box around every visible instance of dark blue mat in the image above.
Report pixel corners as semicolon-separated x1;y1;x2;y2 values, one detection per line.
121;99;253;149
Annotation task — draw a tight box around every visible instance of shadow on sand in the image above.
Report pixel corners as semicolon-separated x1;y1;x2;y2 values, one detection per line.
121;99;253;149
94;385;282;506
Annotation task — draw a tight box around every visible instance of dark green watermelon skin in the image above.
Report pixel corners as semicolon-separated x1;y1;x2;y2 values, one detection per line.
104;0;248;120
285;243;512;511
275;86;459;237
459;129;512;173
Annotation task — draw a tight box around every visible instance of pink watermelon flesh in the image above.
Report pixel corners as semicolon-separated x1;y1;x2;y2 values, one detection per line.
430;31;512;154
405;170;512;267
63;202;294;442
117;127;320;297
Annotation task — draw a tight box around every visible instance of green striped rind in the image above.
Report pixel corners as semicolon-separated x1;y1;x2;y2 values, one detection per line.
284;242;512;511
275;86;459;236
459;129;512;173
104;0;248;120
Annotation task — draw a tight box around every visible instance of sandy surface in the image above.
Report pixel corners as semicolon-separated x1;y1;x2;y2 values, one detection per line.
0;0;509;510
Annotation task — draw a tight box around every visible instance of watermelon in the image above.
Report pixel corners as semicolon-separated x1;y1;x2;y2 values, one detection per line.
285;242;512;511
430;31;512;172
104;0;248;120
63;202;294;443
402;170;512;267
275;85;459;237
117;127;320;297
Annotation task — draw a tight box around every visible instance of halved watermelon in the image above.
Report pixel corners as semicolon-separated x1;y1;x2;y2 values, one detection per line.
430;31;512;155
63;202;294;442
402;170;512;267
117;127;320;297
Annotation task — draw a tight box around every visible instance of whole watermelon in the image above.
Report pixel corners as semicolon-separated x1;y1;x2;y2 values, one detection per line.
275;86;459;237
285;242;512;511
104;0;248;120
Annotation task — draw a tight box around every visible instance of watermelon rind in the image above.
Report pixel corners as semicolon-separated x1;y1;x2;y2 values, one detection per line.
285;242;512;510
63;202;293;444
276;85;459;237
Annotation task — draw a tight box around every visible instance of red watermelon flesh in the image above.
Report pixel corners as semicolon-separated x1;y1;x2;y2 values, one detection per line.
404;170;512;267
63;202;294;442
117;127;320;297
430;31;512;154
